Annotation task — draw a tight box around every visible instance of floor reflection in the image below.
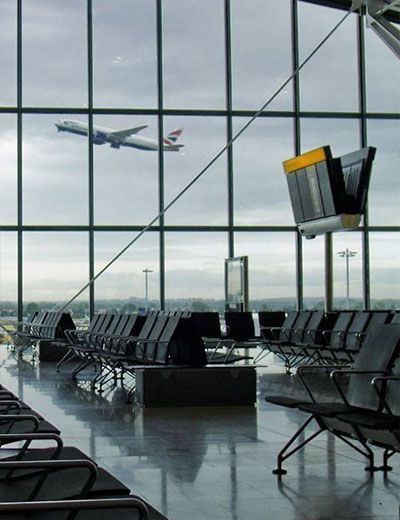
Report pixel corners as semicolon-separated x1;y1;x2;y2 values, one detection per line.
1;350;399;520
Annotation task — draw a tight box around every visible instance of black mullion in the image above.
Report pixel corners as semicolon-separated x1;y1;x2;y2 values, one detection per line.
87;0;95;318
225;0;234;259
1;224;398;232
3;106;398;119
358;7;370;309
292;0;303;310
157;0;165;310
17;0;23;320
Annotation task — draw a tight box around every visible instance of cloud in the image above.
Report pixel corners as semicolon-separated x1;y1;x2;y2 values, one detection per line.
0;2;398;303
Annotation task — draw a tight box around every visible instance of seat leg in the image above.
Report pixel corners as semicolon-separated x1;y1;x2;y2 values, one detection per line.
56;349;75;372
381;449;395;472
336;432;379;472
72;360;91;380
273;415;323;475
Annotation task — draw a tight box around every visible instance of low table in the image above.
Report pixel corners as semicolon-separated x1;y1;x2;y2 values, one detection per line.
134;364;257;407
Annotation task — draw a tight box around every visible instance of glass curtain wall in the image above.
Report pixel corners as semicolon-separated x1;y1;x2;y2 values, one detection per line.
0;0;398;318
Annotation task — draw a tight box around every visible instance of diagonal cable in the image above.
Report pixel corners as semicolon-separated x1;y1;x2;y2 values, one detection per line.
57;5;356;312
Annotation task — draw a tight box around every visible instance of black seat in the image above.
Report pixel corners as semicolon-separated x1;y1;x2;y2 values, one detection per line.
336;352;400;471
336;310;372;361
271;323;400;475
312;311;355;362
0;459;130;502
258;311;286;338
255;311;300;364
0;496;150;520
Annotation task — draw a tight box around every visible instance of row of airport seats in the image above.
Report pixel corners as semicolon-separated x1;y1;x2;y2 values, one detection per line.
256;309;400;372
0;384;151;518
6;308;400;382
54;310;277;400
4;310;75;357
264;323;400;476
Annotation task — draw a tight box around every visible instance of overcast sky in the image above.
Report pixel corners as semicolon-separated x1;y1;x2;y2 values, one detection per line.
0;0;398;304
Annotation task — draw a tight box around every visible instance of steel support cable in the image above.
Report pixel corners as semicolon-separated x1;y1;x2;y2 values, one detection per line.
56;5;355;312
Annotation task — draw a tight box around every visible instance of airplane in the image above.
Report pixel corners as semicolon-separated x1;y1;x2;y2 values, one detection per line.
54;119;184;152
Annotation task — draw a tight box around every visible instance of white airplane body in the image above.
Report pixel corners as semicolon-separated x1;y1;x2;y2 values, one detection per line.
55;119;184;152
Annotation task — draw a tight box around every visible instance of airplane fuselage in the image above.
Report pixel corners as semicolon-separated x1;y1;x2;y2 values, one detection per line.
54;120;181;151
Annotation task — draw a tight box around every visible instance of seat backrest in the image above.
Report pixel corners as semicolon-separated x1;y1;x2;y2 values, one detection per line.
54;312;76;340
87;313;118;347
225;312;255;341
94;313;112;334
31;311;50;336
87;313;103;332
191;312;221;339
25;311;39;326
258;311;286;330
105;314;123;335
98;314;129;352
137;311;159;339
280;311;309;343
135;314;169;362
121;311;159;356
383;350;400;417
360;311;391;343
112;314;131;337
291;311;314;343
303;311;337;346
152;315;182;364
118;313;138;336
168;314;208;366
329;311;354;349
108;313;141;354
300;311;325;345
38;311;56;338
344;311;371;351
390;312;400;324
276;311;299;342
347;324;400;409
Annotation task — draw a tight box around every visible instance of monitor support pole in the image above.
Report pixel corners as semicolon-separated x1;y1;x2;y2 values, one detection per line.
325;233;333;312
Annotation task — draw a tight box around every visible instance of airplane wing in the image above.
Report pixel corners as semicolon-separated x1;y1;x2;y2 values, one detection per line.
108;125;148;140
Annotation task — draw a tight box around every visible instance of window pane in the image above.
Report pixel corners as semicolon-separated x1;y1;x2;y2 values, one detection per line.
298;4;358;112
231;0;292;111
0;0;17;106
233;117;294;225
0;233;17;318
365;25;400;113
22;0;87;106
23;114;88;225
300;118;360;155
93;0;157;109
333;232;363;309
370;233;400;308
23;232;89;315
367;119;400;225
302;235;325;307
164;232;227;308
234;232;296;310
163;116;227;225
0;115;17;224
94;115;158;225
163;0;225;109
94;232;159;311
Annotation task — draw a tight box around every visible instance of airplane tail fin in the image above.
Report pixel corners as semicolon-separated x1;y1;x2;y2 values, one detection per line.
163;128;184;150
166;127;183;143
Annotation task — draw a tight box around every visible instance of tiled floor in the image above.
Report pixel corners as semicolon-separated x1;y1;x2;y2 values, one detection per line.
0;349;399;520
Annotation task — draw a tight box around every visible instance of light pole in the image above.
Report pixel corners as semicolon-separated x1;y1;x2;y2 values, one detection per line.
337;249;357;310
142;268;153;309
